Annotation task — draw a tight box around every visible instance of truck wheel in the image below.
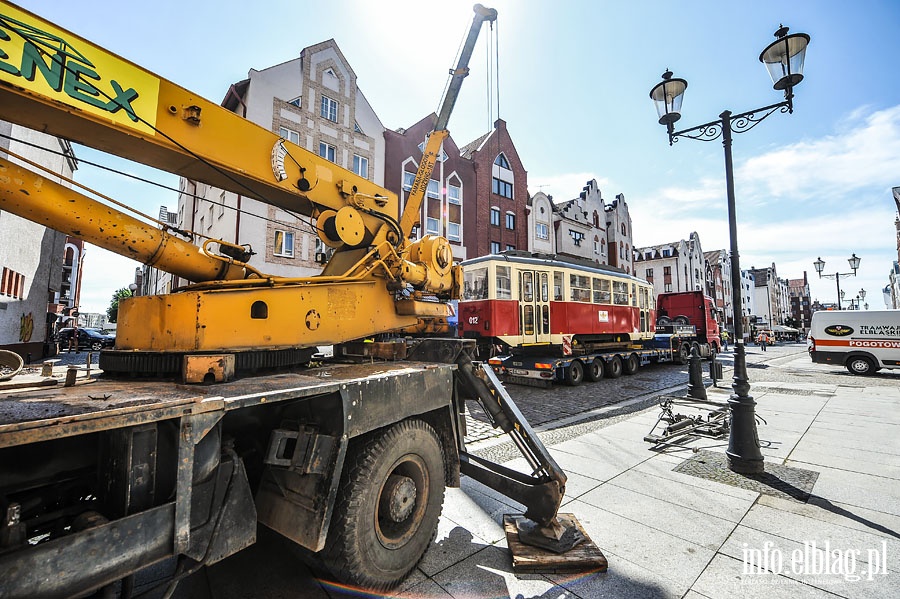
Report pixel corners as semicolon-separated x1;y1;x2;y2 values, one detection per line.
675;343;690;365
322;419;445;591
605;355;623;378
623;353;640;375
846;356;876;376
585;358;604;382
563;360;584;386
673;315;690;325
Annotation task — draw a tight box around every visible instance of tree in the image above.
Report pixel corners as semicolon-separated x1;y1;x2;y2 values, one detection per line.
106;287;134;323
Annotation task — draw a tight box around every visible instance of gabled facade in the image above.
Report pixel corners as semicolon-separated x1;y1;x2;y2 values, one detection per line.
634;232;706;299
604;192;634;275
703;249;733;330
460;119;528;257
526;192;555;255
155;39;386;293
383;114;474;260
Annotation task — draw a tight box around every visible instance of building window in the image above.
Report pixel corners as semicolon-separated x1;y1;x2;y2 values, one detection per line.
494;153;510;169
665;283;673;292
274;230;294;258
569;230;584;247
535;222;549;240
207;205;213;229
288;97;301;108
490;208;500;227
490;241;501;254
448;184;461;204
427;179;440;199
354;122;363;134
278;127;300;145
506;244;515;251
662;249;671;257
492;177;513;199
593;237;600;255
321;95;338;122
403;171;415;191
646;268;653;279
319;142;336;163
447;222;460;241
0;267;24;299
505;212;515;230
621;223;627;236
352;155;368;179
425;217;440;235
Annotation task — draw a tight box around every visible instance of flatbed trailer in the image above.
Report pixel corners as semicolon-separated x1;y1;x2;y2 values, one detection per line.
489;328;712;387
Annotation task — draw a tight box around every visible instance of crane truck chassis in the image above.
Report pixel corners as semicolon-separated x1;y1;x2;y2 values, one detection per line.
0;339;590;596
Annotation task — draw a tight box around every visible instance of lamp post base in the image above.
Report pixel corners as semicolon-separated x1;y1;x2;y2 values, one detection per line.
726;342;764;474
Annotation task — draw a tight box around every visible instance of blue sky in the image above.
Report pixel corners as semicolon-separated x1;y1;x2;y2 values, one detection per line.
14;0;900;313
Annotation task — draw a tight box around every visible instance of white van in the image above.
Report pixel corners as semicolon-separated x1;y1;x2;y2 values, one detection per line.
808;310;900;375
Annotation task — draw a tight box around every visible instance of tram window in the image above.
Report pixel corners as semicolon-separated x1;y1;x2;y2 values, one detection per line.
613;280;629;305
593;278;611;304
464;267;488;300
632;283;638;306
522;272;534;302
542;305;550;334
553;271;564;301
496;265;512;299
541;273;549;302
523;305;535;336
570;274;591;303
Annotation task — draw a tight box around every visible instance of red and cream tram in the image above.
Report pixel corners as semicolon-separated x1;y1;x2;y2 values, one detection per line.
458;252;656;356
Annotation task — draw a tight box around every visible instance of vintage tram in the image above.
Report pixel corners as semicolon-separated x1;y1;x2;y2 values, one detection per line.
458;252;656;357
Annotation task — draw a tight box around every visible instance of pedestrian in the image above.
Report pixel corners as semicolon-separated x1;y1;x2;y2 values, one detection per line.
757;332;767;351
721;330;730;351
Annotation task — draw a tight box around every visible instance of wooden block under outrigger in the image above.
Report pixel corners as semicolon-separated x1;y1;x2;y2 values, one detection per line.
503;514;608;573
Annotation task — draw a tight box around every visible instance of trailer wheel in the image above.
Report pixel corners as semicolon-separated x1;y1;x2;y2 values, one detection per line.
563;360;584;386
674;343;690;365
605;355;623;378
585;358;604;382
321;419;445;591
846;356;877;376
623;353;640;375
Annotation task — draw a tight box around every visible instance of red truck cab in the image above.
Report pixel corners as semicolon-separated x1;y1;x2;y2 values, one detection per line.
656;291;721;352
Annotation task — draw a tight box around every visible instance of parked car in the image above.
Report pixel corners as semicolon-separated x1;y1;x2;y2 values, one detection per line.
56;328;116;351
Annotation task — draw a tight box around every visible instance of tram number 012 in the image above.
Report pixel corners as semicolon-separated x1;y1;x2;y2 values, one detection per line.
468;316;479;325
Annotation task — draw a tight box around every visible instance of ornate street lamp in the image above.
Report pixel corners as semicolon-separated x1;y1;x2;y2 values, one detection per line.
813;254;860;309
650;25;810;475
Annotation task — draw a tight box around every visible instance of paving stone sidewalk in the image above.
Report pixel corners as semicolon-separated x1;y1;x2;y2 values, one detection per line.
376;380;900;599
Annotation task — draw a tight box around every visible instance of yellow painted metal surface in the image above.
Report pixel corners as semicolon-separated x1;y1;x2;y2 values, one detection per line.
116;280;423;352
183;354;235;384
0;158;248;282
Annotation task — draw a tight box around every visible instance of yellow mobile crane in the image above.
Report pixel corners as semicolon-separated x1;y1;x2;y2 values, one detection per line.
0;2;497;376
0;2;603;596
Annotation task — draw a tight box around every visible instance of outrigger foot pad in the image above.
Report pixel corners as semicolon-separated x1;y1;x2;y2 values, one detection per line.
504;514;608;573
516;514;585;553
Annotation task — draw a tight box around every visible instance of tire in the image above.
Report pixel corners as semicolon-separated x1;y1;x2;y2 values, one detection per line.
674;343;690;365
623;353;640;375
846;356;876;376
91;342;103;351
585;358;604;382
673;315;690;325
605;355;623;378
657;316;671;326
563;360;584;386
321;419;445;591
